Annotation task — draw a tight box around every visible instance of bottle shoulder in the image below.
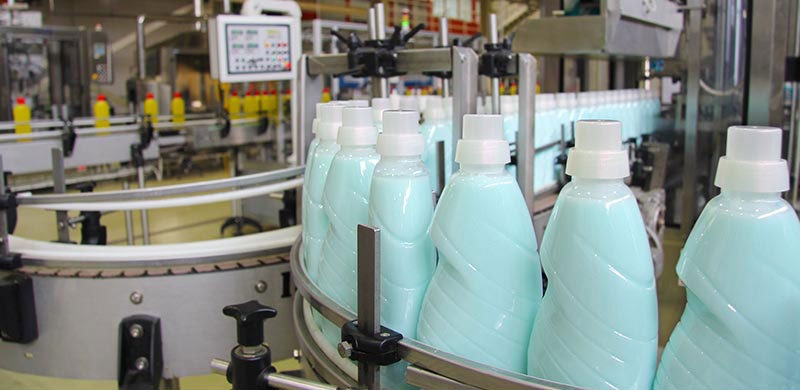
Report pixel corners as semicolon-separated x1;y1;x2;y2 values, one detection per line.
557;179;636;203
373;159;429;178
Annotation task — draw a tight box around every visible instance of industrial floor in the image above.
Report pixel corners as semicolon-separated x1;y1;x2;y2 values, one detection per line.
0;170;688;389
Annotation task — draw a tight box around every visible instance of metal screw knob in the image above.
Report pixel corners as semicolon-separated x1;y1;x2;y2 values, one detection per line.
129;324;143;339
254;280;267;293
129;291;143;305
337;341;353;358
134;357;149;371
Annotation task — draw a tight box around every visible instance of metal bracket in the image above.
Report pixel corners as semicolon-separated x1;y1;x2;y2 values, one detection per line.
61;122;77;158
118;315;163;390
339;320;402;366
786;56;800;82
139;120;154;149
0;273;38;343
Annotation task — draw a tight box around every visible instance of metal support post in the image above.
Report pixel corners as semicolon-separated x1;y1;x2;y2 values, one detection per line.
136;15;147;80
792;1;800;206
681;0;702;235
489;14;501;115
230;149;242;218
375;3;389;98
277;85;286;163
517;53;537;218
223;0;231;13
436;141;446;199
123;181;135;245
451;47;479;174
137;167;150;245
356;224;381;390
51;148;70;243
440;17;450;98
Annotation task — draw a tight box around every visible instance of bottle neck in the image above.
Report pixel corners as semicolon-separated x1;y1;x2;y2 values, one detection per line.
460;163;506;173
379;155;421;164
340;144;375;152
721;189;781;200
570;177;625;185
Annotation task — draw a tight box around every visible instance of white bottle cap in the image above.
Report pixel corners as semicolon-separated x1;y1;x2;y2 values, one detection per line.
377;110;424;156
317;103;345;141
372;98;392;124
312;102;327;135
338;107;377;146
715;126;789;192
566;120;629;179
455;115;510;165
346;99;370;107
500;95;517;114
424;96;446;120
399;96;419;111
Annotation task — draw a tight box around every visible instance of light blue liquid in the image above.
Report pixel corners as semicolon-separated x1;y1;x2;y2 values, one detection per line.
368;156;436;390
528;178;658;390
315;146;380;345
302;138;340;281
417;165;542;373
654;191;800;390
421;118;453;190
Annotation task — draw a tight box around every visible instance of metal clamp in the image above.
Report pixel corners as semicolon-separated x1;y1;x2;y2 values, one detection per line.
331;22;426;79
339;320;402;366
118;315;163;390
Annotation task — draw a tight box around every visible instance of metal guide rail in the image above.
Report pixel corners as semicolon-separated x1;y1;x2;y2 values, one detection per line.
289;235;579;390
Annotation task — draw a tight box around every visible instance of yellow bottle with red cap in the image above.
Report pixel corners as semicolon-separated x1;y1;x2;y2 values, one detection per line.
322;87;332;103
258;90;269;115
13;97;32;142
244;91;258;119
510;82;518;95
265;90;278;120
228;90;242;119
143;92;159;124
171;92;185;124
94;94;111;135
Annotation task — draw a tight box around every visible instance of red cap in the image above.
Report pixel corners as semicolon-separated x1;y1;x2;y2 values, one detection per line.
146;92;154;99
270;90;277;95
97;94;106;101
16;97;25;105
323;87;330;93
246;91;252;96
231;90;238;96
173;92;181;98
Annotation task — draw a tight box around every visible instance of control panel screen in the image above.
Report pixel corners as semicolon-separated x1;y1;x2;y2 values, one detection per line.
225;24;291;75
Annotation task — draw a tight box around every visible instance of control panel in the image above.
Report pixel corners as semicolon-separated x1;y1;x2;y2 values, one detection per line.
87;30;112;84
210;14;300;83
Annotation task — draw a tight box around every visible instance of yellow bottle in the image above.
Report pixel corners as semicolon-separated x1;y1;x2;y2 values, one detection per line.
259;90;269;115
171;92;185;124
143;92;159;124
265;90;278;120
13;97;32;142
94;94;111;135
244;91;258;119
499;83;506;95
228;90;242;119
510;82;518;95
322;87;332;103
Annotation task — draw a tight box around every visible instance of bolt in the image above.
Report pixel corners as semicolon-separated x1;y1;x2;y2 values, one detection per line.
379;332;390;338
134;357;149;371
129;291;143;305
337;341;353;358
129;324;143;339
292;349;302;360
254;280;267;293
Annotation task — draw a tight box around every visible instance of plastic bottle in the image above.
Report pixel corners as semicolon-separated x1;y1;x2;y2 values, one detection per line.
302;103;344;281
372;97;392;133
417;115;542;374
244;91;258;119
13;97;32;142
421;96;452;191
259;90;269;115
171;92;185;124
316;106;380;344
368;110;436;390
143;92;159;124
527;120;658;390
228;90;242;119
265;90;278;120
654;126;800;390
94;94;111;133
321;87;332;103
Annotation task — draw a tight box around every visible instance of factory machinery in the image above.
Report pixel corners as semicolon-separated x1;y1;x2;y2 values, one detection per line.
1;0;795;389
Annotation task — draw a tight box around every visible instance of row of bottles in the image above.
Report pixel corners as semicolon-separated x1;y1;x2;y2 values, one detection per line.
303;94;799;389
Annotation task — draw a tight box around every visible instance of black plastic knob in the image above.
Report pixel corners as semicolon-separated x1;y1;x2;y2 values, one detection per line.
222;300;277;347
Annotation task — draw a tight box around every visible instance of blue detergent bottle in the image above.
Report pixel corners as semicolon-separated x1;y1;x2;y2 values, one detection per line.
527;120;658;390
303;103;344;281
368;110;436;390
416;114;543;374
654;126;800;390
315;106;380;344
421;96;453;190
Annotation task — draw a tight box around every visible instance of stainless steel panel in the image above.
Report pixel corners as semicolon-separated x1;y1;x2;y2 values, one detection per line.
0;263;297;379
745;0;789;126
